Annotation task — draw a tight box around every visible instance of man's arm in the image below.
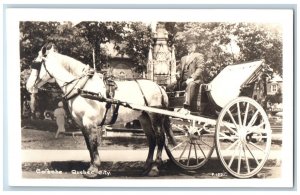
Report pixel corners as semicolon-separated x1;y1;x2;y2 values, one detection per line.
190;54;204;81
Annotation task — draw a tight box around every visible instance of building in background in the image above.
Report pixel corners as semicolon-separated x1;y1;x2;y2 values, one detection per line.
267;74;283;95
106;57;135;80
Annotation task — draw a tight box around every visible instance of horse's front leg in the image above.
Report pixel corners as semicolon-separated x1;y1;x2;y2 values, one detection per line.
81;123;101;178
29;93;37;119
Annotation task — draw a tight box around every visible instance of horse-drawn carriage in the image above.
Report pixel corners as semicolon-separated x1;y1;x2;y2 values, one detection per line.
26;43;272;179
164;60;272;178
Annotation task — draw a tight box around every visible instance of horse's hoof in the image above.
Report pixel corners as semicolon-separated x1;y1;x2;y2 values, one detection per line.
141;166;151;176
83;172;98;179
148;166;159;177
83;165;98;179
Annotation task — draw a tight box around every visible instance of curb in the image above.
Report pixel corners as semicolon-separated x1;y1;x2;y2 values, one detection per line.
22;149;282;167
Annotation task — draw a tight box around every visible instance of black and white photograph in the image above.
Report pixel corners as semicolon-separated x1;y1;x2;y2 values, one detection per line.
4;7;294;188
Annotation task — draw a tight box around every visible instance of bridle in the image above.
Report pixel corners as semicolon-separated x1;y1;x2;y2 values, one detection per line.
33;54;95;100
34;56;86;90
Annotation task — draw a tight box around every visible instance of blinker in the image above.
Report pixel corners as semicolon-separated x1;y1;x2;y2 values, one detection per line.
31;61;42;70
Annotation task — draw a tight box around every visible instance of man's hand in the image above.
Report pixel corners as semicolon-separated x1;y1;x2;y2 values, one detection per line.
186;78;194;85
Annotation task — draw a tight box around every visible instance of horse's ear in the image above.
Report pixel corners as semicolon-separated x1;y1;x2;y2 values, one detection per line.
52;44;58;52
42;46;47;56
46;42;54;50
46;42;57;53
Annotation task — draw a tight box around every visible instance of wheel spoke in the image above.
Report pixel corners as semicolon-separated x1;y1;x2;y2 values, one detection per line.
187;143;192;166
218;132;239;140
228;141;241;168
243;102;250;126
247;110;259;128
196;140;207;158
237;143;242;174
245;143;260;165
222;122;238;135
199;138;213;148
170;139;187;152
247;122;266;134
193;144;199;164
227;110;239;130
249;142;266;153
225;139;239;151
179;141;189;160
243;144;251;173
237;102;242;126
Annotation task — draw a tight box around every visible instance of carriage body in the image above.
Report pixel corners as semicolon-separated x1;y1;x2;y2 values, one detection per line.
167;60;268;114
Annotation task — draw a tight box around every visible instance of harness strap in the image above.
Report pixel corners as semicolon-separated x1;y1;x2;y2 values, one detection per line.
63;68;94;101
109;104;120;124
99;101;120;126
135;80;149;106
100;103;111;126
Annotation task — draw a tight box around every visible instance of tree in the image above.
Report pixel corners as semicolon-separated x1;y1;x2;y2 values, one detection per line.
236;23;282;75
20;21;60;70
19;21;283;114
168;22;282;82
75;21;127;70
115;22;153;72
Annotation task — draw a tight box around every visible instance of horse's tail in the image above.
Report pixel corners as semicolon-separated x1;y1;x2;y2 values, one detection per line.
163;115;176;146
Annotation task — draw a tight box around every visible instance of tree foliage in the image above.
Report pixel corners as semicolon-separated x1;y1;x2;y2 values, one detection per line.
19;21;283;114
117;22;152;72
75;21;127;70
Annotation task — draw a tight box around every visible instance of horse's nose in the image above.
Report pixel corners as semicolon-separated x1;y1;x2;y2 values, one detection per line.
33;58;41;63
33;56;43;63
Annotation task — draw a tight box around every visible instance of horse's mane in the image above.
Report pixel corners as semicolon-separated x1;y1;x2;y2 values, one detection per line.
54;52;89;76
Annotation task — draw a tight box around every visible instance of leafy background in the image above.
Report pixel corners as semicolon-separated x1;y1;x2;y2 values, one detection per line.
20;21;282;115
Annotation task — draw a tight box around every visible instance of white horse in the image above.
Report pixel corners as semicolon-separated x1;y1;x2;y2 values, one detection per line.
26;43;175;178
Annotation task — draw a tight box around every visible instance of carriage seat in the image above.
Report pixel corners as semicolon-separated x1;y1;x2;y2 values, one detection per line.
167;84;208;111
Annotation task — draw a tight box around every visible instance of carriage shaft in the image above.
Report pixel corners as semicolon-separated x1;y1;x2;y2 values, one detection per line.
128;103;217;126
81;90;218;126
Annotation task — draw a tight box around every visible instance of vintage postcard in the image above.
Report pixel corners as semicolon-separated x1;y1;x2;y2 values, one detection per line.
4;7;294;188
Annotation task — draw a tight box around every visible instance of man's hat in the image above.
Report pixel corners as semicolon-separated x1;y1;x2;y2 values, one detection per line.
186;35;198;44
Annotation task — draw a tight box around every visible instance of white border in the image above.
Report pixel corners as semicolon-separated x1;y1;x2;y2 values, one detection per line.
5;8;294;188
2;0;299;5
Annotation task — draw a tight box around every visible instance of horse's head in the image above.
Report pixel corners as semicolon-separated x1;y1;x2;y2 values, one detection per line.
26;43;57;93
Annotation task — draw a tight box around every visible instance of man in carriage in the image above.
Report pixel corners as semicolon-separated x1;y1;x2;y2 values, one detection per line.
168;35;205;114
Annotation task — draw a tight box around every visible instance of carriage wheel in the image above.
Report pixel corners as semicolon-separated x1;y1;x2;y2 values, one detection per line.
165;118;215;170
215;97;272;178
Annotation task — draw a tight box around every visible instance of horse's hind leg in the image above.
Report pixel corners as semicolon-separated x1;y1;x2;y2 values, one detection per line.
148;113;165;177
163;116;177;146
138;112;156;175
